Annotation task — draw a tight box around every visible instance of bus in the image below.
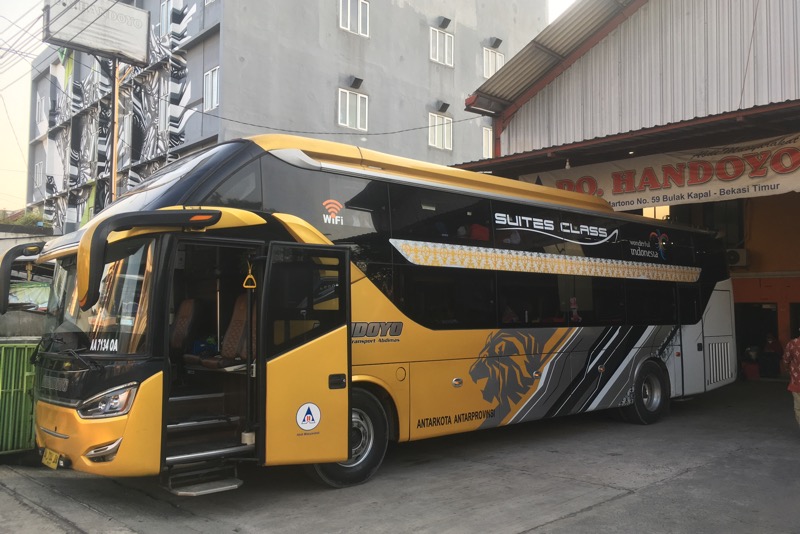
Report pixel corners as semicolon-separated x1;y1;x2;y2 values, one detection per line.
23;135;736;495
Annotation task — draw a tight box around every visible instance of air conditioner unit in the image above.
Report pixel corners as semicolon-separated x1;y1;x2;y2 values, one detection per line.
726;248;748;267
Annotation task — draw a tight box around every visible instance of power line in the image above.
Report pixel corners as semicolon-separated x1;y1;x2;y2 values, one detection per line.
738;0;761;110
0;0;113;93
0;14;44;72
0;0;87;73
19;43;482;144
0;93;28;164
7;1;487;205
4;0;482;140
0;4;43;61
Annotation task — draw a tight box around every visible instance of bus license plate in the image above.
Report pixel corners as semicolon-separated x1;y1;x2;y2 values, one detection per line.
42;448;59;470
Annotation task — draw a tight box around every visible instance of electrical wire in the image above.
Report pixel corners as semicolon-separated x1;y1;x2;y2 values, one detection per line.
0;0;114;93
5;0;487;205
0;0;88;73
738;0;761;110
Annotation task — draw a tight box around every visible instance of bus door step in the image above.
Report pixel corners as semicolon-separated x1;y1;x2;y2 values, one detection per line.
163;463;243;496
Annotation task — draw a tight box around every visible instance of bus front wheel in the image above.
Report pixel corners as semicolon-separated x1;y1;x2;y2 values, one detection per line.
308;388;388;488
620;359;669;425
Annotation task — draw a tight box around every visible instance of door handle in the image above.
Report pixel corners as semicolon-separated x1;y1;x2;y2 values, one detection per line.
328;373;347;389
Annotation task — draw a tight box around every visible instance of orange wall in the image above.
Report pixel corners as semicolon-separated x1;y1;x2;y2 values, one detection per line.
730;191;800;344
732;277;800;344
738;192;800;272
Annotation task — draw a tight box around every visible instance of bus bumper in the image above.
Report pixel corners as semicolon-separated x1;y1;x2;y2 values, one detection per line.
34;373;163;477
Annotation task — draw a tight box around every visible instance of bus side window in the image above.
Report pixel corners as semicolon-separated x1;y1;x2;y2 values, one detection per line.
203;160;262;210
389;184;492;245
266;260;345;358
590;277;625;325
394;265;494;330
497;271;560;327
626;279;677;325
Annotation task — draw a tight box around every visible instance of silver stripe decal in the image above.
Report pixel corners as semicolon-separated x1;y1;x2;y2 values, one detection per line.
586;325;657;411
40;426;70;439
509;328;582;424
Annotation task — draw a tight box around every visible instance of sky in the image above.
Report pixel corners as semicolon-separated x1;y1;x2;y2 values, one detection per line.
0;0;575;213
548;0;576;23
0;0;44;212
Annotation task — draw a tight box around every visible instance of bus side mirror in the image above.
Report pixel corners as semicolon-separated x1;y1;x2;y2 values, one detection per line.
0;242;45;315
78;210;223;311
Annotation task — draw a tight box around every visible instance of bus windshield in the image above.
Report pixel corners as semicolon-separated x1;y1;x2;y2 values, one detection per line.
98;142;242;217
44;238;155;355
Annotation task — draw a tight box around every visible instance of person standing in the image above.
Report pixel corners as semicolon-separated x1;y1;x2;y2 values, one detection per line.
783;330;800;429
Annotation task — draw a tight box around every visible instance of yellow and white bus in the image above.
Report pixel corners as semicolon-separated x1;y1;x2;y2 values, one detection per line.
20;135;735;495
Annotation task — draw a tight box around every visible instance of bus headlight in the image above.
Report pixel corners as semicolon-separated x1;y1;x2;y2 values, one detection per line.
77;383;138;419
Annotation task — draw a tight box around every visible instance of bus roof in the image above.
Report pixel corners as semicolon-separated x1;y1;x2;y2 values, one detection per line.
247;135;615;214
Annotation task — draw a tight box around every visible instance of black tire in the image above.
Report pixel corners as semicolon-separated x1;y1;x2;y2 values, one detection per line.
308;388;388;488
620;359;670;425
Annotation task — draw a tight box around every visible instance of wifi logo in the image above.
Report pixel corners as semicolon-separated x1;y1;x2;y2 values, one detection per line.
323;199;343;216
322;199;345;225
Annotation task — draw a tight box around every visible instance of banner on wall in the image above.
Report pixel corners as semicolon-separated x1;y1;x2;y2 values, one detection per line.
522;133;800;211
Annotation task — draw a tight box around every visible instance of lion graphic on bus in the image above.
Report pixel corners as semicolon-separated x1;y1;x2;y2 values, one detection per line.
469;330;544;426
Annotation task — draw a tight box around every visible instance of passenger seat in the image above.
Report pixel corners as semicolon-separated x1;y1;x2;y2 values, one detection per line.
200;294;255;369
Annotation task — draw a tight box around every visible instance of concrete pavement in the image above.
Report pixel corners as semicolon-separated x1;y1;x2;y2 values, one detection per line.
1;378;798;533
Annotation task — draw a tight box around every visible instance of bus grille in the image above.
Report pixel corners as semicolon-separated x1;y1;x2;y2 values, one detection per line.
706;342;735;385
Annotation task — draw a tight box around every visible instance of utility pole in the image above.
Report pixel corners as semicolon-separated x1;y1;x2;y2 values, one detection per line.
111;58;119;203
110;60;133;204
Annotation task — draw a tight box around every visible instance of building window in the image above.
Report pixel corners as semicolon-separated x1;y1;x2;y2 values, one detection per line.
642;206;670;220
34;161;43;188
160;0;171;38
428;113;452;150
483;47;504;78
205;0;215;4
340;0;369;37
203;67;219;111
482;127;493;159
35;95;47;123
430;27;454;66
338;88;368;131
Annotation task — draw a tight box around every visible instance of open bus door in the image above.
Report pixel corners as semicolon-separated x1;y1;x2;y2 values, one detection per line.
260;243;351;467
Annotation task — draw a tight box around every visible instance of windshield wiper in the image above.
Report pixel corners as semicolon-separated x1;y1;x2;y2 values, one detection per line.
44;348;104;371
62;348;104;371
30;333;60;365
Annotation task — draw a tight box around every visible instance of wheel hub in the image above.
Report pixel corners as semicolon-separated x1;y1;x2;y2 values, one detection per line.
341;408;374;467
642;374;662;411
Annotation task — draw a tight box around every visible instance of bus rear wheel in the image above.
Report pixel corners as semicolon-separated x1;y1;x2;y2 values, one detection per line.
620;359;669;425
308;388;388;488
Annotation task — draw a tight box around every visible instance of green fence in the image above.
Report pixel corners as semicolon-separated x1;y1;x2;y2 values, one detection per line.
0;343;37;454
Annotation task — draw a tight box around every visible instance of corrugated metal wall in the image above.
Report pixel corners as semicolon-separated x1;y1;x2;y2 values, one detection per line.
503;0;800;156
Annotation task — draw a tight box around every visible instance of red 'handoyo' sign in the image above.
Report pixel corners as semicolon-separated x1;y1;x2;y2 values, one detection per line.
522;134;800;211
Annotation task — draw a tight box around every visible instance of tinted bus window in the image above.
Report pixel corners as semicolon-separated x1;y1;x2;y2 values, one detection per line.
556;211;623;262
590;277;626;325
390;184;491;246
261;155;391;264
394;266;494;330
626;279;677;325
677;283;701;325
618;221;695;268
203;159;262;210
492;201;562;253
497;271;562;327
